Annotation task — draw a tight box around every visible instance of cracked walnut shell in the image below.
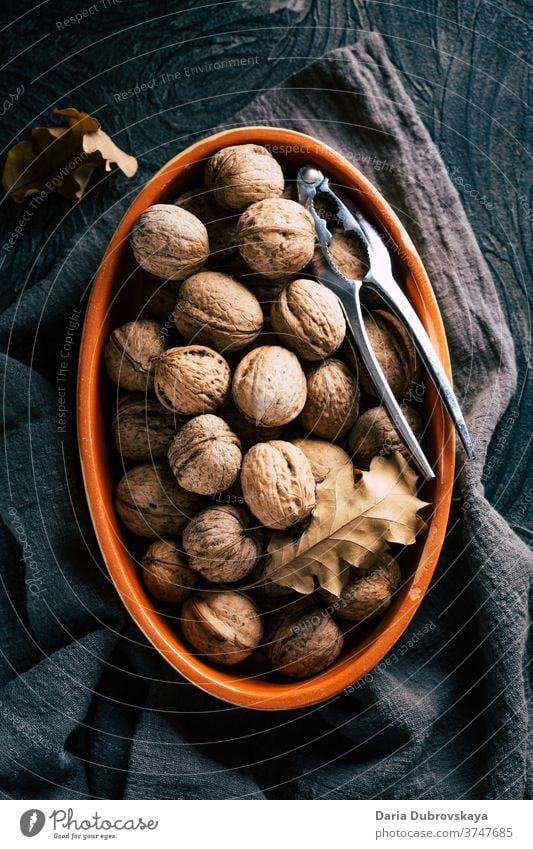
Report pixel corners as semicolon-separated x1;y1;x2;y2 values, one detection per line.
232;345;307;427
172;271;263;352
115;462;204;538
320;555;401;622
168;414;242;495
141;539;199;603
271;278;346;360
237;198;315;277
204;144;284;211
181;590;263;665
300;358;360;440
154;345;231;415
240;440;316;530
265;599;344;678
130;203;209;280
182;505;262;582
104;319;167;392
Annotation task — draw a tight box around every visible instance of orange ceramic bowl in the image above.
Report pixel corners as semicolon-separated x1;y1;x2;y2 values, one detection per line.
77;126;455;710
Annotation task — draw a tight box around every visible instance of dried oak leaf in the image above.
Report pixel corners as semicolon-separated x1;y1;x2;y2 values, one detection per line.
2;107;137;203
267;452;429;597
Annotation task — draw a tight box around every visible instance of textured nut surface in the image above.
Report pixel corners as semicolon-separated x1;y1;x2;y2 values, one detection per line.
204;144;284;211
112;393;184;461
174;187;238;263
254;558;296;600
168;414;242;495
265;600;344;678
348;405;423;469
130;203;209;280
141;539;199;603
221;400;283;446
292;438;352;483
183;505;262;582
115;462;204;538
104;319;166;391
142;275;181;321
173;271;263;352
232;345;307;427
181;591;263;665
241;440;316;530
300;358;360;440
359;310;421;398
310;227;368;281
320;555;401;622
154;345;231;414
237;198;315;277
271;278;346;360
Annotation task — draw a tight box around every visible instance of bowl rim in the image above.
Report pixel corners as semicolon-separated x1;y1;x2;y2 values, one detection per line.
77;126;455;710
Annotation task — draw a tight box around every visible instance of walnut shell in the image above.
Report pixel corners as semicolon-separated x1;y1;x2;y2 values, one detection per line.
241;440;316;530
271;278;346;360
232;345;307;427
265;600;344;678
168;414;242;495
172;271;263;352
358;310;421;398
348;405;424;469
154;345;231;414
181;590;263;665
254;558;296;600
310;227;368;282
115;462;204;538
141;539;199;603
104;319;167;392
112;393;184;461
130;204;209;280
142;275;181;321
220;400;283;447
320;555;401;622
300;359;360;440
237;198;315;277
291;438;352;483
182;505;262;582
174;187;238;264
204;144;284;211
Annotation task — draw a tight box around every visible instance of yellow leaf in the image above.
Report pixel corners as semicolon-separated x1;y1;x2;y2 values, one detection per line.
267;452;429;597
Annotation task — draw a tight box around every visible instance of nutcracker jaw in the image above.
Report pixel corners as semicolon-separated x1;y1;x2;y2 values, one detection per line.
297;165;475;481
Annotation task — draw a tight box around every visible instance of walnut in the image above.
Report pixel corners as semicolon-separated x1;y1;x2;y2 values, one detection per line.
104;319;167;391
221;401;283;447
254;558;296;600
240;440;316;530
271;278;346;360
142;275;180;321
300;358;360;440
174;187;238;264
320;555;401;622
291;438;352;483
232;345;307;427
358;310;420;398
172;270;263;352
130;203;209;279
265;599;344;678
204;144;284;211
154;345;231;414
115;462;204;538
182;505;262;582
112;393;184;461
310;227;368;282
168;414;242;495
181;591;263;665
141;539;199;603
237;198;316;277
348;405;423;469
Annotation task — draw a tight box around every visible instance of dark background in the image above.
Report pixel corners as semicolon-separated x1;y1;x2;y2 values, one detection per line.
0;0;530;800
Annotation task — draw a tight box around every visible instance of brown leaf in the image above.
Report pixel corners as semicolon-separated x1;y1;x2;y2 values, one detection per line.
267;452;429;597
2;107;137;203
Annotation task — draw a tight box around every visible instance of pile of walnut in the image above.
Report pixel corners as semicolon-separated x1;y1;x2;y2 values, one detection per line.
107;143;423;680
